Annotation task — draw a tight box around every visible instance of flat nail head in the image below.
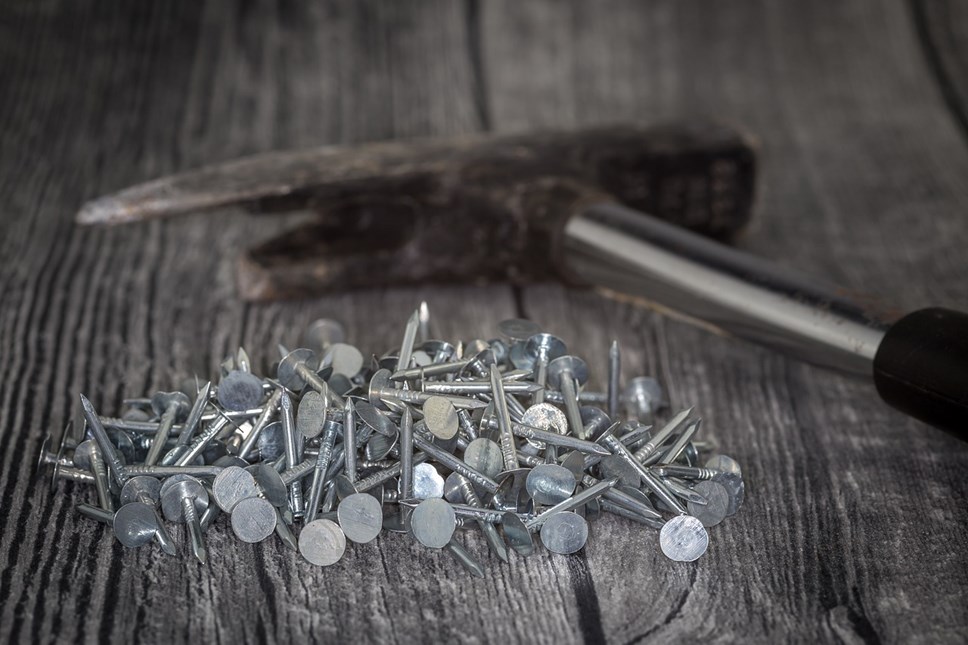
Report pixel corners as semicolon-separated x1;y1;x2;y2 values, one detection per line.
113;503;160;548
247;464;289;507
540;511;588;554
422;396;459;441
336;493;383;543
521;404;568;449
323;343;364;378
659;515;709;562
500;512;535;556
299;519;347;566
217;371;265;412
231;497;277;543
687;481;730;527
409;498;456;549
212;466;260;512
462;438;505;480
296;391;328;438
498;319;541;342
412;463;445;499
711;471;745;516
355;402;398;438
526;464;577;506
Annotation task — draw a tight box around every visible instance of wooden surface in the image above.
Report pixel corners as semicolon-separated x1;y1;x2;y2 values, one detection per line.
1;1;967;643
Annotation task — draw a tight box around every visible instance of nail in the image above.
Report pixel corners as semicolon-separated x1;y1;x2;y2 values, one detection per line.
454;475;509;563
524;477;617;531
237;387;283;461
412;432;499;494
608;340;621;420
659;418;701;465
73;440;114;512
76;502;115;526
173;414;231;467
546;356;589;439
490;365;518;472
173;382;212;449
277;348;330;396
145;391;192;466
160;474;209;564
397;308;421;375
523;333;566;404
343;398;358;483
631;406;693;462
417;302;432;343
444;538;485;578
279;392;304;516
399;406;414;499
119;476;177;554
304;420;339;523
78;395;128;488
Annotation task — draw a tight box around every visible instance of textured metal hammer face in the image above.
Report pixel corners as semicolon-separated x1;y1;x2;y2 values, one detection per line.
77;121;756;301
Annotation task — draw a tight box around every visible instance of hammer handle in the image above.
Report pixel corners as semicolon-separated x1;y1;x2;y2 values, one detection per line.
564;203;968;439
873;308;968;435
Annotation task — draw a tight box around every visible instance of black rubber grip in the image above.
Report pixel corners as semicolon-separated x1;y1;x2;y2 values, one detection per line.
873;308;968;437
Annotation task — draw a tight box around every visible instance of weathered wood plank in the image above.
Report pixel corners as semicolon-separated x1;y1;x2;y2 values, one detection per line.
1;1;967;643
912;0;968;145
0;2;580;644
481;0;968;642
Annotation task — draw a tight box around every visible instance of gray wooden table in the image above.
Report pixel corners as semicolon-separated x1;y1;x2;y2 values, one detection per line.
1;1;967;643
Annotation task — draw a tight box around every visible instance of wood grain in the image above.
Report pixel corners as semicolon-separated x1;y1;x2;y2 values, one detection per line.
0;1;966;643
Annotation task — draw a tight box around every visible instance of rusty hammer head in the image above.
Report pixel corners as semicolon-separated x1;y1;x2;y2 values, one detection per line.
78;121;756;301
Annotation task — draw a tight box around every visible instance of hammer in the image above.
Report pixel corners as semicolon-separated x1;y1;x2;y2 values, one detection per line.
77;121;968;439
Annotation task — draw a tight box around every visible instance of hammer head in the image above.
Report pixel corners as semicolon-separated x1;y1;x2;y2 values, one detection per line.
78;121;756;301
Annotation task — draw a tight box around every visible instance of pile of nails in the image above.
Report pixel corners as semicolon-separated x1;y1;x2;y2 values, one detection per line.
40;304;745;575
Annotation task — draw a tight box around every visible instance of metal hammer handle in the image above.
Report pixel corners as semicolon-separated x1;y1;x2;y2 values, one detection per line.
564;203;968;438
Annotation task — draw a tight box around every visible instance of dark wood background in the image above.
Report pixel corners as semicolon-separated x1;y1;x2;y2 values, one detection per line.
1;1;967;642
